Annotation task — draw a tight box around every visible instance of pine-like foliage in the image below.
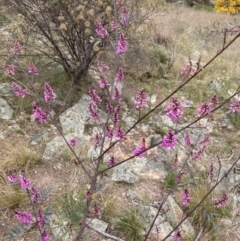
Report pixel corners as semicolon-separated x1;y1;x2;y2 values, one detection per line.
215;0;240;14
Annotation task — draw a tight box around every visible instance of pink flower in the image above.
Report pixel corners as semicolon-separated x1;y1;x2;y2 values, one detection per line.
68;137;78;147
112;105;121;126
175;172;184;184
212;192;228;208
44;82;56;103
181;188;191;206
98;74;109;89
88;103;100;121
95;21;109;38
37;210;45;227
106;102;114;112
97;60;109;72
89;89;101;106
165;97;184;122
115;67;124;82
14;211;33;224
3;64;17;75
32;102;49;124
111;19;117;30
28;62;38;75
132;138;146;158
93;204;100;217
184;132;192;146
12;82;27;98
6;174;19;183
31;187;42;202
120;7;130;26
192;146;205;160
173;231;182;241
94;133;101;148
196;102;211;115
210;95;219;107
180;64;190;76
112;87;122;102
107;156;115;167
134;89;148;110
229;99;240;113
19;175;31;189
116;33;128;54
42;231;50;241
106;126;113;138
11;41;23;55
162;130;177;149
114;127;126;140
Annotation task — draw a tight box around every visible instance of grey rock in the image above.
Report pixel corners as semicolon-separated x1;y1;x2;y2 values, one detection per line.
0;97;13;119
0;131;5;140
126;189;140;202
112;166;139;184
59;94;107;136
0;83;13;96
86;218;108;232
162;195;195;237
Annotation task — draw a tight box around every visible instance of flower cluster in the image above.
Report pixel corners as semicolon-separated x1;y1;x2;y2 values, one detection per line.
134;89;149;110
132;138;146;158
3;64;17;75
181;188;192;206
14;211;33;225
68;137;78;147
173;231;182;241
12;82;27;98
196;102;211;116
165;97;184;122
28;62;38;75
95;21;109;38
120;7;130;26
44;82;56;103
162;130;177;149
212;192;228;208
11;41;23;55
32;102;49;124
180;64;190;76
229;99;240;113
107;156;115;167
115;67;124;82
116;33;128;54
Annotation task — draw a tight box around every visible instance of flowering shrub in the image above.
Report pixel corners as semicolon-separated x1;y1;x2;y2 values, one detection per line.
2;2;240;241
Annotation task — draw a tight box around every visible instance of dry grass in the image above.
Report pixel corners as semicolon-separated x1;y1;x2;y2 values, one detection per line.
0;138;42;171
0;172;28;210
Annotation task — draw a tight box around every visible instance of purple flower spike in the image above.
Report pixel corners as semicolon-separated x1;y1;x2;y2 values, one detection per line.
11;41;23;55
134;89;149;110
165;97;184;122
173;231;182;241
95;21;109;39
196;102;211;115
107;156;115;167
93;204;100;217
229;99;240;113
37;210;45;227
28;62;38;75
162;130;177;149
212;192;228;208
116;33;128;54
115;67;124;82
44;82;56;103
132;138;146;158
114;127;126;140
42;230;50;241
3;64;17;76
12;82;27;98
19;175;31;190
31;187;42;202
14;211;33;225
32;102;49;124
68;137;78;147
181;188;192;206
